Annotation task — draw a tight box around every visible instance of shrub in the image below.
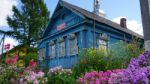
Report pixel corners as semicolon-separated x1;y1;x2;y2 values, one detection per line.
0;65;19;84
73;41;144;78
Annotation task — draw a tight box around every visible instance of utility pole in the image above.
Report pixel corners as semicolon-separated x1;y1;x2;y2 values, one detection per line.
0;34;5;58
93;0;100;48
139;0;150;51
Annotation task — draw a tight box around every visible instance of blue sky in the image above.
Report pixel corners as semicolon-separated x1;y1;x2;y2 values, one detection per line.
44;0;142;23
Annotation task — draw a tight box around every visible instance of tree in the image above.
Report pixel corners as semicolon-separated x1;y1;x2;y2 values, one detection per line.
0;0;50;47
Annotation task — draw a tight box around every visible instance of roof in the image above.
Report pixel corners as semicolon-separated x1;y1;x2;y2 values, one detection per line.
60;0;143;38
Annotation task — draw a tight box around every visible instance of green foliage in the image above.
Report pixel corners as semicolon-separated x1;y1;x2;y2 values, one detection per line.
73;41;144;78
73;48;109;78
0;0;50;46
47;73;76;84
0;64;19;84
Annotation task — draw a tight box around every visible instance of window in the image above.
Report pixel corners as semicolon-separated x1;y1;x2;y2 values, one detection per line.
38;48;46;60
97;33;108;51
69;34;78;55
50;41;56;58
59;38;65;57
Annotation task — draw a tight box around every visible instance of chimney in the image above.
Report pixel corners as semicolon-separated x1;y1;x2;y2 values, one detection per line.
120;18;127;28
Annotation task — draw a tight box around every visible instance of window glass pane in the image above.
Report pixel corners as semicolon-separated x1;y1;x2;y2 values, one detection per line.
51;45;55;58
74;38;78;54
59;41;65;56
70;39;73;55
62;42;65;56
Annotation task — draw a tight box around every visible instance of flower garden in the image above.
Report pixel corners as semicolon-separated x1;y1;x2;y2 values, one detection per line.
0;41;149;84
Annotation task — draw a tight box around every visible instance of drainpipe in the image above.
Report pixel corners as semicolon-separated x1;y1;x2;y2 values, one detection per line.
139;0;150;51
93;0;96;48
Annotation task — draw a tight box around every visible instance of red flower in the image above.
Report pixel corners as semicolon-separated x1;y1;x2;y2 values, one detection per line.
29;59;37;68
6;58;17;65
5;55;19;65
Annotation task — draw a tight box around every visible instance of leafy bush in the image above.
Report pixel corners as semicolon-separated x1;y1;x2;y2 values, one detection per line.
0;64;19;84
73;41;144;78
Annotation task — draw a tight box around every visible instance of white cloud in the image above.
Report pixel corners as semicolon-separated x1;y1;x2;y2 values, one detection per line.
0;0;18;54
112;17;143;36
0;0;18;28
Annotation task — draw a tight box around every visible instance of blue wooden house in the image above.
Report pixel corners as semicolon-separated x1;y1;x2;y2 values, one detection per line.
38;0;143;68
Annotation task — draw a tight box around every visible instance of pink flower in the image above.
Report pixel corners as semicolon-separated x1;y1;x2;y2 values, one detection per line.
30;75;36;81
4;44;10;50
89;80;94;84
36;71;44;78
33;79;38;84
95;79;100;84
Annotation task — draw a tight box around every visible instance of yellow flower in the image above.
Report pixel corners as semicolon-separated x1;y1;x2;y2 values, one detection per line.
17;60;25;67
19;51;26;56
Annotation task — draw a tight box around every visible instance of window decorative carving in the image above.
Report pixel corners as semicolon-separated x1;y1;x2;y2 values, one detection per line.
50;41;54;46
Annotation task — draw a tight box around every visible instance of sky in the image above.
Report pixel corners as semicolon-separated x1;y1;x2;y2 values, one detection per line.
0;0;143;53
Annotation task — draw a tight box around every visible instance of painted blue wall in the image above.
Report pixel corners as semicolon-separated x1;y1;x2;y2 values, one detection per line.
38;6;85;68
